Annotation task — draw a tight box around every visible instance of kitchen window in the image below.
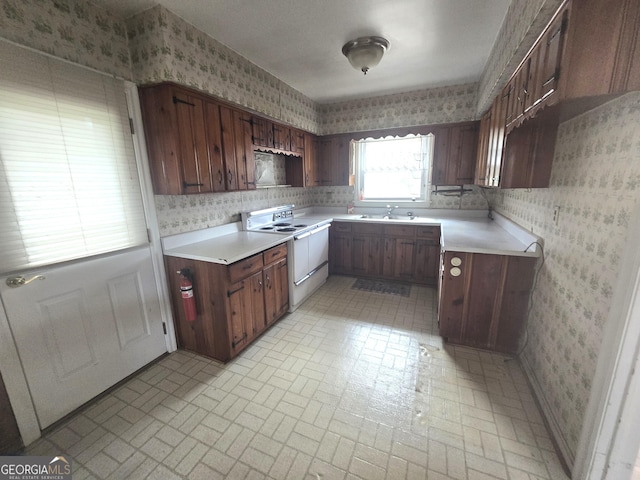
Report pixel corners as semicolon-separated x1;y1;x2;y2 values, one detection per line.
352;134;433;205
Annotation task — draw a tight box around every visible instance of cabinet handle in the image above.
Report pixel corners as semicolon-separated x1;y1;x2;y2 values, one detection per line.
305;174;309;184
265;274;271;288
218;171;223;184
542;72;557;87
232;332;247;348
227;285;244;297
172;96;195;106
183;181;204;188
228;170;233;182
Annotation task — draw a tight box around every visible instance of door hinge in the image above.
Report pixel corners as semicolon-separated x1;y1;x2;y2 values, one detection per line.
128;117;135;135
162;322;167;335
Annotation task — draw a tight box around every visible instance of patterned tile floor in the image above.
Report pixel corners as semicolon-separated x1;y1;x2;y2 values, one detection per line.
27;275;569;479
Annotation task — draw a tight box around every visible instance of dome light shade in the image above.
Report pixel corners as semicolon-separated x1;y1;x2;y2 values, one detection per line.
342;36;389;75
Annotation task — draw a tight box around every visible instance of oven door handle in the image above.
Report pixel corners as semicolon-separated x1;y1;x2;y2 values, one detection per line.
294;260;329;286
293;223;331;241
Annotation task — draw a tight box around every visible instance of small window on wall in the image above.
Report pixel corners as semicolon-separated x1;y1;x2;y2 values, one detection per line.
352;134;433;205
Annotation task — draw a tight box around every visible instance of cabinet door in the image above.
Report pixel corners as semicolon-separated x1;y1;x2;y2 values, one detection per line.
382;238;395;278
227;279;251;352
538;8;567;102
264;257;288;325
249;271;266;336
351;236;372;276
475;109;492;186
432;122;479;186
329;233;352;274
173;91;214;193
204;101;226;192
252;116;274;148
219;106;239;190
272;124;291;151
415;240;439;285
303;133;319;186
290;129;305;156
392;238;416;280
438;252;469;341
487;89;509;187
233;110;256;190
318;135;350;186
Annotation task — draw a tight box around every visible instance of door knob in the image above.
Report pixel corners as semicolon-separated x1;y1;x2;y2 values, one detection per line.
6;275;45;288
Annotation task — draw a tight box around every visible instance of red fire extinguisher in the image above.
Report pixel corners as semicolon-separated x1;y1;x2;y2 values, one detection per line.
177;269;197;322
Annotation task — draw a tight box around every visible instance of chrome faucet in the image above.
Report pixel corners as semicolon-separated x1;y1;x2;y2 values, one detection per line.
385;205;398;218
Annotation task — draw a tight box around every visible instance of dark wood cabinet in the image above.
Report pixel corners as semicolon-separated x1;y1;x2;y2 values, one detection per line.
140;84;215;195
304;133;319;186
438;251;537;354
164;243;288;362
475;91;508;188
432;122;479;186
140;83;256;194
318;135;351;186
272;123;291;151
251;116;275;149
329;221;440;286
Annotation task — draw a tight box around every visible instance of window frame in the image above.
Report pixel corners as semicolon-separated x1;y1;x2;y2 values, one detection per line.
351;133;434;208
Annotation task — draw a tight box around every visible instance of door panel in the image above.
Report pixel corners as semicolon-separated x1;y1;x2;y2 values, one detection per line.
0;247;166;429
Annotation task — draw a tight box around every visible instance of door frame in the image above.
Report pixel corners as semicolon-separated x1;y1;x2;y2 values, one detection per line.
574;202;640;479
0;81;176;447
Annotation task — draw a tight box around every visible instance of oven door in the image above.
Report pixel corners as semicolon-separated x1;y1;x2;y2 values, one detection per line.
293;223;330;283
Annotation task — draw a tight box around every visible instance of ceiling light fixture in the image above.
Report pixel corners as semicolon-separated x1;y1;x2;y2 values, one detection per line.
342;36;390;75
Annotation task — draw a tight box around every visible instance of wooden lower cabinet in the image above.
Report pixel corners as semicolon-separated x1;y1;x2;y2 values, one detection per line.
329;221;441;285
165;243;288;362
438;251;537;354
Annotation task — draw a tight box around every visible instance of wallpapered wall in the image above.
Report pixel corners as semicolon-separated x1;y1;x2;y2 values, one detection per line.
320;83;478;135
126;6;321;134
490;92;640;460
0;0;132;79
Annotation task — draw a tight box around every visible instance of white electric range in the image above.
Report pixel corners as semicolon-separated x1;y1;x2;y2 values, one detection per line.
241;205;332;311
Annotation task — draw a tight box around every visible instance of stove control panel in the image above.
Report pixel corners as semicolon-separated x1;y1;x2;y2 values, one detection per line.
273;210;293;221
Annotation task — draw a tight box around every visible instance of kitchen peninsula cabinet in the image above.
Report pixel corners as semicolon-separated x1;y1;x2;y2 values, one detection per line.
329;222;440;285
432;121;479;186
438;251;537;354
164;243;288;362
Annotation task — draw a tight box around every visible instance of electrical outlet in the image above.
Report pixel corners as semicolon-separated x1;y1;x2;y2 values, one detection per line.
553;206;560;225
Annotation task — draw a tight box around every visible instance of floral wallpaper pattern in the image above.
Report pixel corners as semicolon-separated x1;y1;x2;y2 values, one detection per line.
488;92;640;459
476;0;563;115
0;0;132;79
320;83;479;135
126;6;321;133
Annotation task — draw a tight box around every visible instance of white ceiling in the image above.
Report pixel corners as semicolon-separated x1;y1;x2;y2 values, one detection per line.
93;0;510;103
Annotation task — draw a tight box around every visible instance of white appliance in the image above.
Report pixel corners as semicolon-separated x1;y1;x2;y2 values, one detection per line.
241;205;331;311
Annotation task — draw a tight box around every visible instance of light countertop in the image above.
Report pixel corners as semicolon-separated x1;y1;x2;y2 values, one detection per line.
163;226;293;264
161;209;542;265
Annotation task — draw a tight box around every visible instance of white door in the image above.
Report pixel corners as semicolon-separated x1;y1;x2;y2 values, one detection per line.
0;247;167;428
0;40;169;430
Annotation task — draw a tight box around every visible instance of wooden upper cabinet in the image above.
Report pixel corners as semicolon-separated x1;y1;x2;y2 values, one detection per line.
290;129;305;157
204;101;226;192
475;90;508;188
272;124;291;151
303;133;319;186
317;135;350;186
233;110;256;190
432;121;479;186
251;116;274;149
140;84;214;195
219;105;239;191
560;0;640;99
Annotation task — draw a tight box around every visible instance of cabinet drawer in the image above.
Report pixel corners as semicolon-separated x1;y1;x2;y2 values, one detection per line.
263;243;288;264
384;225;416;237
332;222;352;233
352;223;381;235
228;253;264;283
417;226;441;241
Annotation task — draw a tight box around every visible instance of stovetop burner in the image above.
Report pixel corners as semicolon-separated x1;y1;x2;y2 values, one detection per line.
273;222;291;227
276;227;296;232
294;224;308;228
259;226;275;230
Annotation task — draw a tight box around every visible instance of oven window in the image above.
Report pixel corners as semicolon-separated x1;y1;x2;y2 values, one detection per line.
352;133;433;205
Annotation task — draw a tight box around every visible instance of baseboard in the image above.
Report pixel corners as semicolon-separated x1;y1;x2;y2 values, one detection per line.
519;354;575;473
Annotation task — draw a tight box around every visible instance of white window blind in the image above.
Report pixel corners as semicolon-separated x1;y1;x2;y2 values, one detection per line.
0;41;147;273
